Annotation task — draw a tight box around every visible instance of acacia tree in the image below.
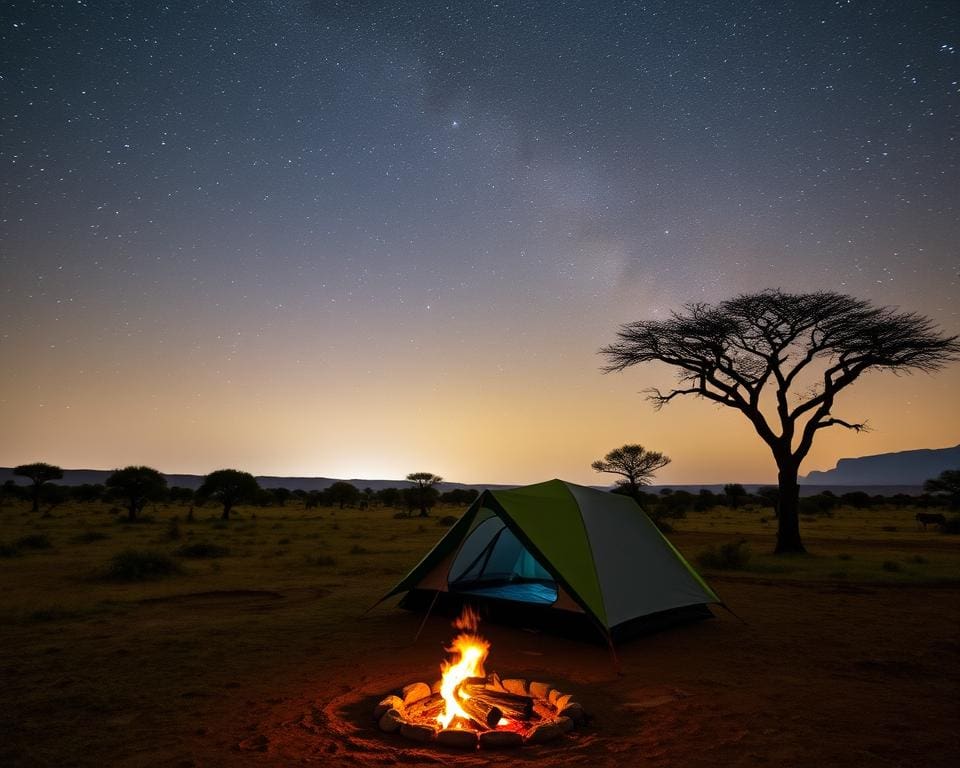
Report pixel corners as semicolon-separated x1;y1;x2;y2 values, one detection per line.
406;472;442;517
601;289;960;553
591;444;671;498
197;469;260;520
14;462;63;516
105;466;168;522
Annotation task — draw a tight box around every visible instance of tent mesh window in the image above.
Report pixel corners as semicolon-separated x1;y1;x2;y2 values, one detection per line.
448;515;559;605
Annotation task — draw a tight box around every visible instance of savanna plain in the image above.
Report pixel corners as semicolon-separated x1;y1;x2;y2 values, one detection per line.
2;497;958;767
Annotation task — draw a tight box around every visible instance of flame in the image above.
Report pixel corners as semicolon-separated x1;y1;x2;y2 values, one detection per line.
437;606;489;730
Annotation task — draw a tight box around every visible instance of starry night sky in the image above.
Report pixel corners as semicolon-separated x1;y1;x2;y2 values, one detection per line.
2;1;958;484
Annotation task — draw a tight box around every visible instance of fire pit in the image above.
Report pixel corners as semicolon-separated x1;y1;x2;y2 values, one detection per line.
373;608;586;749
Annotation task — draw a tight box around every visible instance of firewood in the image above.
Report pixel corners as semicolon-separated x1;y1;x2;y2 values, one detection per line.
405;692;444;719
455;691;503;730
460;684;534;720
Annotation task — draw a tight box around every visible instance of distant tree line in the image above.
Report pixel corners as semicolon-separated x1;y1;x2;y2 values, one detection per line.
618;478;960;522
2;463;478;517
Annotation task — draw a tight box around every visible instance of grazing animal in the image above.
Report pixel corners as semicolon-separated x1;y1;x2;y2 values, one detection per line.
915;512;947;530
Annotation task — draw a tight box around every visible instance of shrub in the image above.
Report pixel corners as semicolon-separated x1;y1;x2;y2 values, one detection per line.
437;515;458;526
305;554;337;567
71;531;111;544
837;553;853;561
881;560;902;573
350;544;370;555
15;533;52;550
0;543;20;557
697;539;751;570
104;549;181;581
166;518;182;540
909;554;928;564
175;542;230;558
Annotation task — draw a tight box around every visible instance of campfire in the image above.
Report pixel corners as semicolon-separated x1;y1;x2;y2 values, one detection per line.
373;607;585;749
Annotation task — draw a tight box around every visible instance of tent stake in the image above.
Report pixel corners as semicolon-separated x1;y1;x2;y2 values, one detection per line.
413;589;441;643
606;633;623;676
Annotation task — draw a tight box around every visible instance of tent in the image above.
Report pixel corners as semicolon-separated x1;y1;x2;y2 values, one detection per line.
380;479;722;643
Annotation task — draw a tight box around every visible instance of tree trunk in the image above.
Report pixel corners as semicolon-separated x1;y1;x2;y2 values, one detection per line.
221;502;231;520
31;485;40;515
774;464;805;554
128;499;138;522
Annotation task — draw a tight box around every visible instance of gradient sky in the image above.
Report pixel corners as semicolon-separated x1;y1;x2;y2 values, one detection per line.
1;1;958;486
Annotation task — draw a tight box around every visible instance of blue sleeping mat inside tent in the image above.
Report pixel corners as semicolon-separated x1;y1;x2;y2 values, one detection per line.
453;581;558;605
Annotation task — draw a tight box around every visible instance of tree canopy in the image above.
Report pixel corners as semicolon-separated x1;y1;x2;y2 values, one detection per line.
406;472;442;517
14;462;64;515
591;444;671;497
602;289;960;553
197;469;260;520
924;469;960;509
105;466;168;522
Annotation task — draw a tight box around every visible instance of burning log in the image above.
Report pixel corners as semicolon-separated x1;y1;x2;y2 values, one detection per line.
453;682;503;730
459;677;534;721
405;692;444;720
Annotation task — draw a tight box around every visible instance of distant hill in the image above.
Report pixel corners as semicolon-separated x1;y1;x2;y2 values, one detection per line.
801;444;960;486
0;468;514;493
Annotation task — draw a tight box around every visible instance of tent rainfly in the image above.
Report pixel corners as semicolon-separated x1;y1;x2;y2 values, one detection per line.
379;479;722;643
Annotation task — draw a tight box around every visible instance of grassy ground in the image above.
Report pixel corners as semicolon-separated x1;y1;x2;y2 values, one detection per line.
1;498;957;767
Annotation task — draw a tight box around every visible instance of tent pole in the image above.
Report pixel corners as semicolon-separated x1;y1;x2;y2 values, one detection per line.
413;590;442;643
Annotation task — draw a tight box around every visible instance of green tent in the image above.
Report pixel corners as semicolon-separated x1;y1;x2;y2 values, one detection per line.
381;479;722;641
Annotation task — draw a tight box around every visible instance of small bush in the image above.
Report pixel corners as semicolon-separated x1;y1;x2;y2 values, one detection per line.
277;537;291;545
880;525;898;532
15;534;52;550
393;511;410;519
837;553;853;561
697;539;751;570
71;531;111;544
437;515;458;526
881;560;902;573
909;554;928;565
166;518;182;541
0;543;20;557
211;520;229;530
350;544;370;555
175;542;230;558
104;549;181;581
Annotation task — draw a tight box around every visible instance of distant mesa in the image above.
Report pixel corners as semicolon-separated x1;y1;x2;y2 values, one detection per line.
800;444;960;486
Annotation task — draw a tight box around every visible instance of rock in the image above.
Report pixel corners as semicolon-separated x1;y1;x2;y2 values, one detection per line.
528;681;551;700
502;678;528;696
553;693;572;711
400;722;438;743
556;716;575;732
402;682;432;705
559;702;585;723
436;728;479;749
524;721;563;744
373;695;403;720
480;730;524;749
378;708;403;733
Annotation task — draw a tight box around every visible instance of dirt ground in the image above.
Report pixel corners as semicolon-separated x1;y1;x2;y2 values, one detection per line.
8;580;955;767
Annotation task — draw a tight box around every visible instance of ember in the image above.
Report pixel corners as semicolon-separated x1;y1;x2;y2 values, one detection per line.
373;607;585;749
